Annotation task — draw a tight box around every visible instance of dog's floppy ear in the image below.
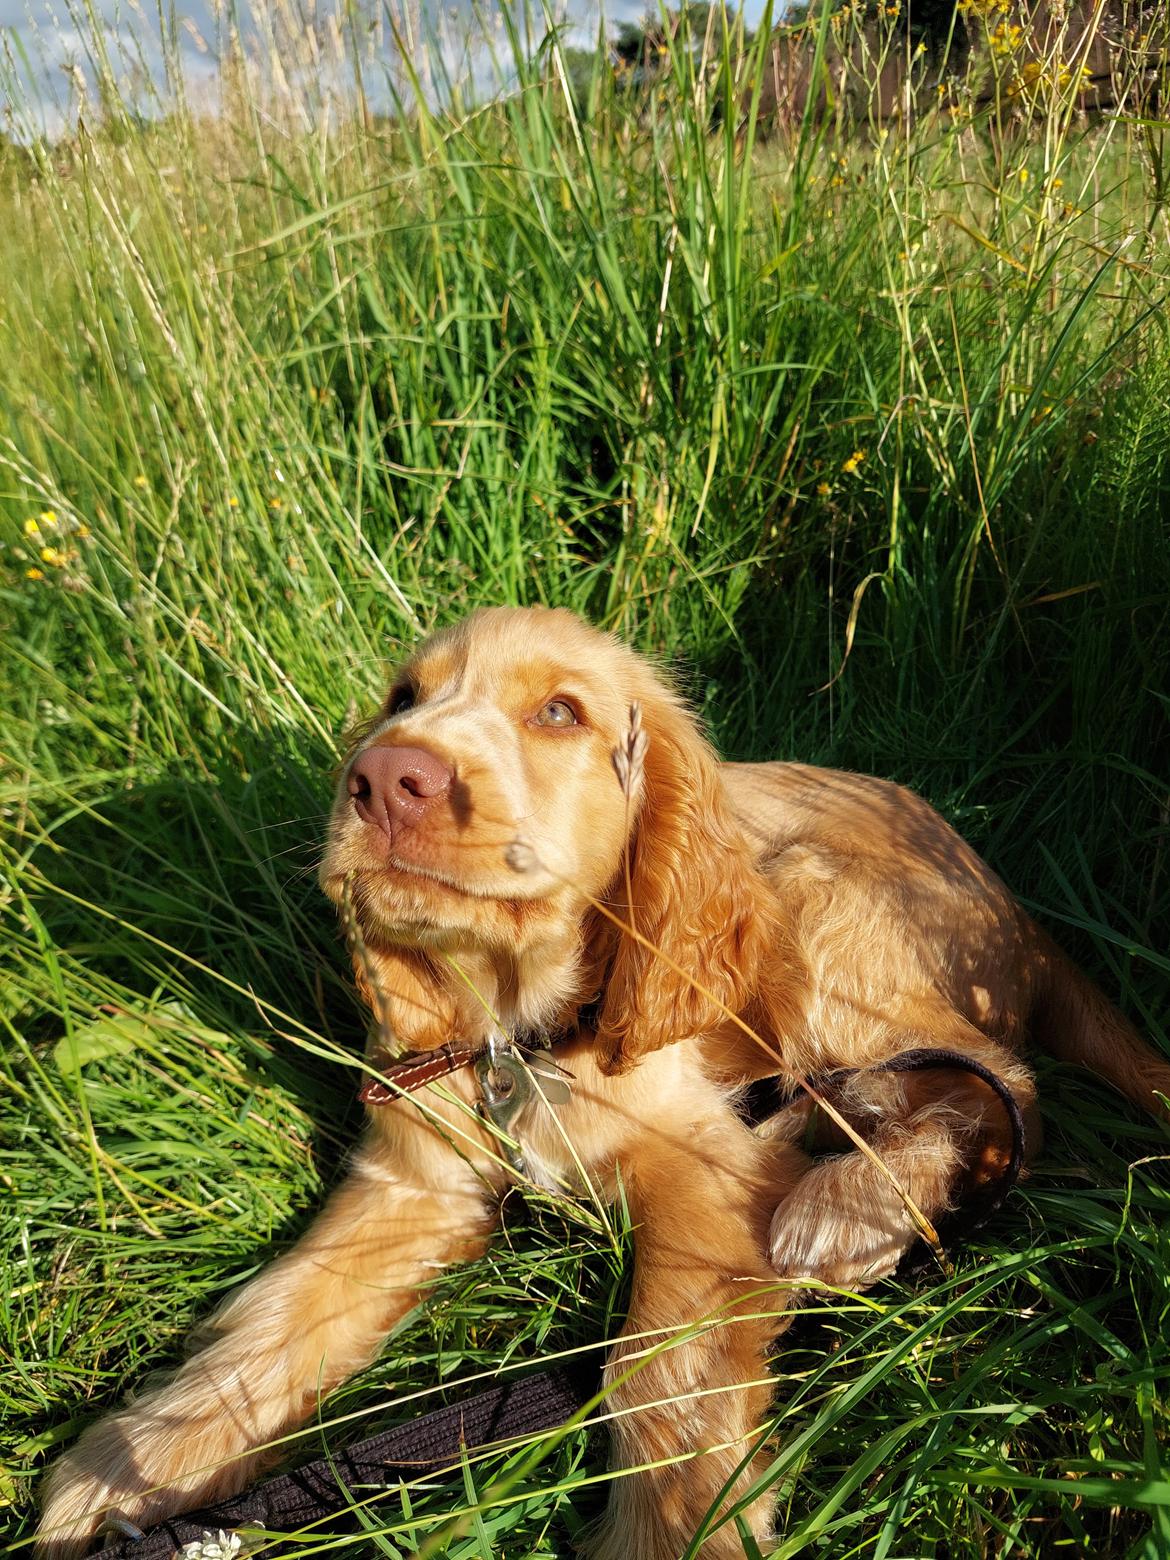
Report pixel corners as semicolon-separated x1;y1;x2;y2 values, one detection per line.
593;697;783;1075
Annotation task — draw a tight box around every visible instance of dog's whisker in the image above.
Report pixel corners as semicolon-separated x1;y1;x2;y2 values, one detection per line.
244;814;333;835
260;840;324;867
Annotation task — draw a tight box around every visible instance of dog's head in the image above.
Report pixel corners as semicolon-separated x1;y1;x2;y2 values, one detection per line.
320;606;785;1071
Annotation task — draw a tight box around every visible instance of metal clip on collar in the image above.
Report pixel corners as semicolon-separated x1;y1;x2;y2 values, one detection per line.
476;1034;534;1172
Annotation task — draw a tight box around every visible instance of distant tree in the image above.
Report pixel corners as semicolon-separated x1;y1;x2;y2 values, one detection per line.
612;3;753;90
561;45;603;117
0;129;35;184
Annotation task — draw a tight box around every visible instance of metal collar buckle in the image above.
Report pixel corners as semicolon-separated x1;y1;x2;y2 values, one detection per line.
476;1034;535;1171
475;1033;573;1173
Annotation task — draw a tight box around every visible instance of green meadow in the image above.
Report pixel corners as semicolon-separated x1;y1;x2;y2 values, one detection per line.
2;4;1169;1554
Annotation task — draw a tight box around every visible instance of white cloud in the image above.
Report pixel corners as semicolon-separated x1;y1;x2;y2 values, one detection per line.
1;0;773;137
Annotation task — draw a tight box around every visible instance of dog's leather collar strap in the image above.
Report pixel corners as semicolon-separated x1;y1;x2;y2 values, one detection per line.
357;1041;478;1104
362;1041;1027;1231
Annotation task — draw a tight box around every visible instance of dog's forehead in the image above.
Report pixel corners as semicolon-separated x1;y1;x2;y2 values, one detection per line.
403;608;625;711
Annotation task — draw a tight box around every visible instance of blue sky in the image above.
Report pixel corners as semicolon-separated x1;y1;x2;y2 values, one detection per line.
0;0;778;136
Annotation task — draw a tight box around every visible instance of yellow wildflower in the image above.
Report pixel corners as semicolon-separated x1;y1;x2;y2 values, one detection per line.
990;22;1023;55
76;523;91;539
23;517;40;536
268;498;283;511
25;567;45;580
817;481;832;496
133;474;148;489
228;496;239;508
40;509;58;526
41;545;69;567
841;449;867;475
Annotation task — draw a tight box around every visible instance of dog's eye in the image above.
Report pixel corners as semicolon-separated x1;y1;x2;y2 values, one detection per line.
387;685;416;716
533;700;578;728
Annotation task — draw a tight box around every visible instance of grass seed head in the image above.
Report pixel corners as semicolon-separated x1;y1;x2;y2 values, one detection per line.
611;701;647;799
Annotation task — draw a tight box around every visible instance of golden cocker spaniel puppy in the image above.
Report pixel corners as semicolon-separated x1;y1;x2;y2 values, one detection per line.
38;606;1170;1560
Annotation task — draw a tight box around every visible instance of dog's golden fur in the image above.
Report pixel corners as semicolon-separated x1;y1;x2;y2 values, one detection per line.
38;606;1170;1559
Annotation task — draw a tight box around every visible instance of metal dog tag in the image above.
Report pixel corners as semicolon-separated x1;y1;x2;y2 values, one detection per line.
526;1056;573;1107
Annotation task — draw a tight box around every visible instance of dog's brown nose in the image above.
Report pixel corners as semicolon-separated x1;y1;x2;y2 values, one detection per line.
347;745;453;838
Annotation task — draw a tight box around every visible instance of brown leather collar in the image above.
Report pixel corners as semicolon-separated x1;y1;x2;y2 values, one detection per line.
358;1041;478;1104
358;1043;1026;1241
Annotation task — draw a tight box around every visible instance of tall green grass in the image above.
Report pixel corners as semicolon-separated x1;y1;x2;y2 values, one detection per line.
2;3;1169;1554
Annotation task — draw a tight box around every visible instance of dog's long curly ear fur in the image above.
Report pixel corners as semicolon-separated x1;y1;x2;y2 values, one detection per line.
594;696;787;1076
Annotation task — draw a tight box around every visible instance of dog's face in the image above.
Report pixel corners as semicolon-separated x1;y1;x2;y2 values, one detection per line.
321;604;789;1071
319;607;643;954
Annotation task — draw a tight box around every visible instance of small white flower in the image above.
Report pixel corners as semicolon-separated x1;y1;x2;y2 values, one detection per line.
178;1531;242;1560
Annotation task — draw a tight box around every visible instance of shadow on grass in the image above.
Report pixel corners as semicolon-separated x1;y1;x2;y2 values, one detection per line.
27;727;361;1120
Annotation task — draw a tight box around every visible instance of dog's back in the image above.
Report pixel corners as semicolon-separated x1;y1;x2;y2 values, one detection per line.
722;759;1170;1120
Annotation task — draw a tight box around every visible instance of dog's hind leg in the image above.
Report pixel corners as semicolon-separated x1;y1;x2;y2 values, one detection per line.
765;1023;1037;1292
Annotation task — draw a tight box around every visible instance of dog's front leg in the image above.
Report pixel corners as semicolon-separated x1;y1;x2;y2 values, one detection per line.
36;1107;499;1560
589;1112;805;1560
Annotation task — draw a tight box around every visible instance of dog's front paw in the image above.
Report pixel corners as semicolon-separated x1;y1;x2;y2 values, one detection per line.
768;1159;914;1292
36;1434;150;1560
36;1397;259;1560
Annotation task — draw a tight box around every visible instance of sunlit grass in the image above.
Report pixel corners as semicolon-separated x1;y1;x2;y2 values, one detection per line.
2;1;1169;1554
